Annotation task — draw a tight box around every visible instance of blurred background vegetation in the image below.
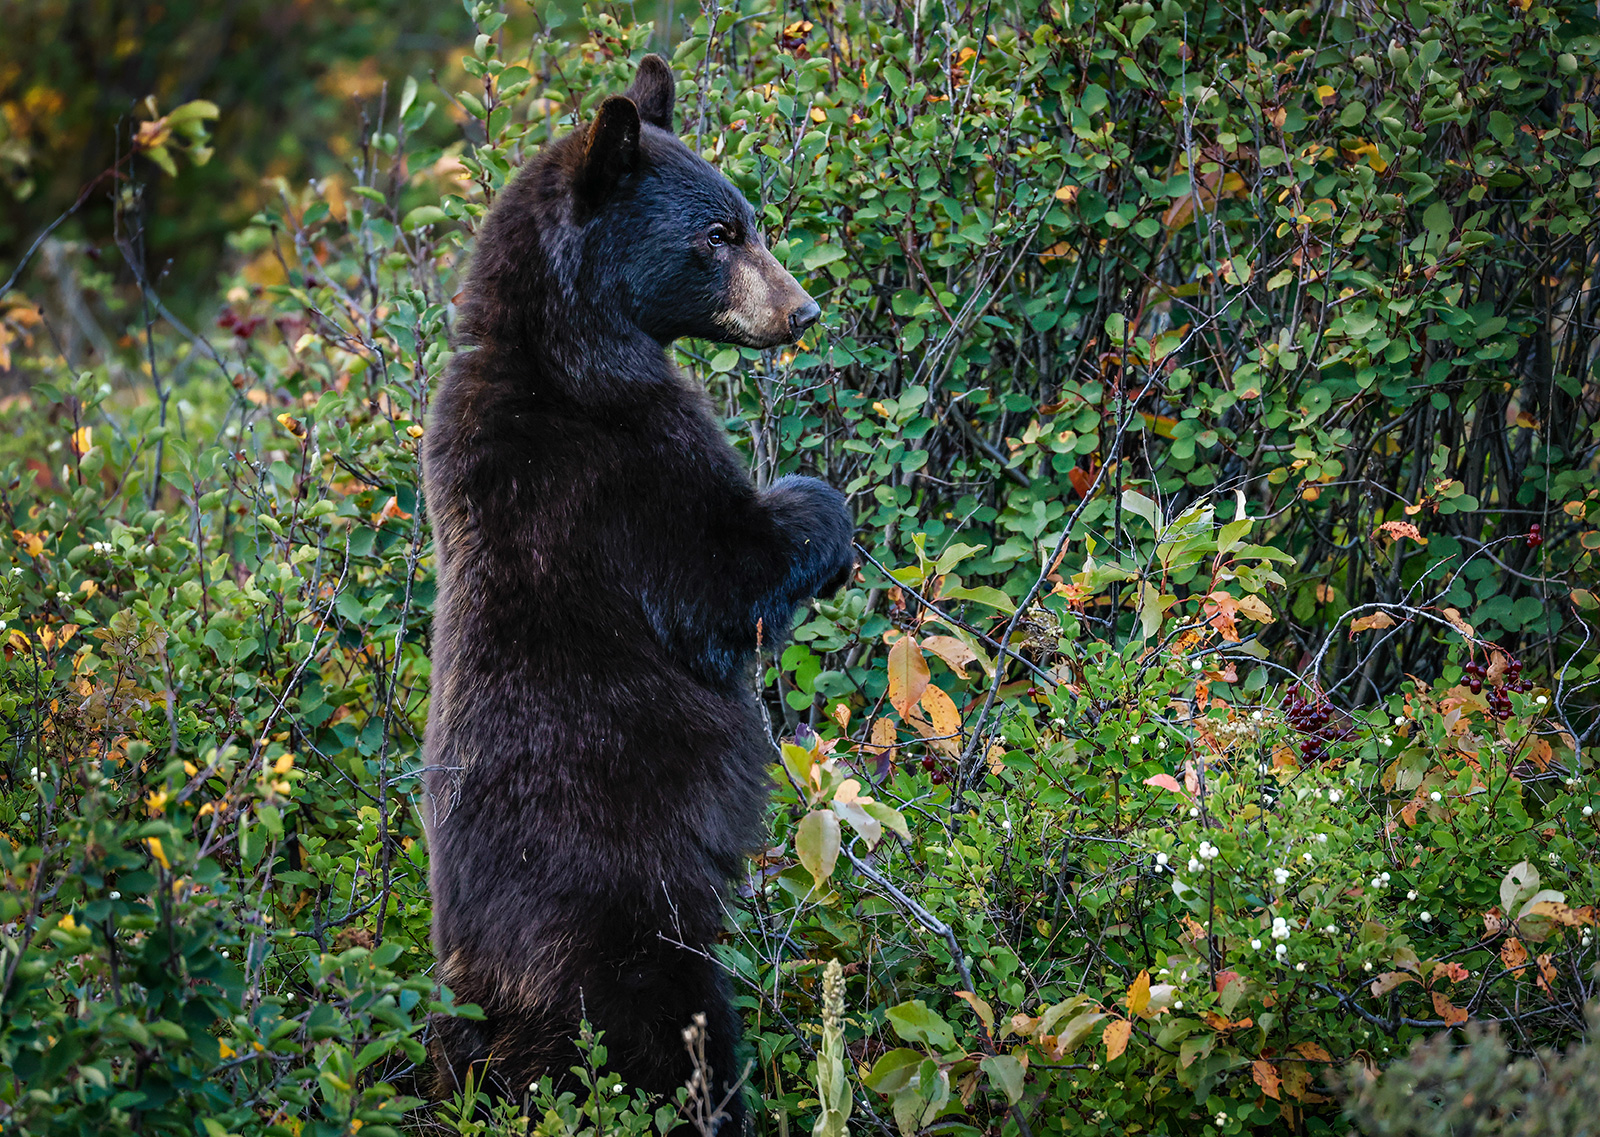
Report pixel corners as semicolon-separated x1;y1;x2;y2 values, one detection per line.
0;0;489;308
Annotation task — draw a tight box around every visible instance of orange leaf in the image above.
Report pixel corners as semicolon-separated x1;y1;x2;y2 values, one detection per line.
1291;1041;1333;1063
1349;611;1397;635
1440;607;1476;639
1501;937;1528;977
886;636;930;718
1374;521;1427;544
1536;952;1557;993
1144;773;1186;796
1430;991;1467;1026
1252;1059;1282;1100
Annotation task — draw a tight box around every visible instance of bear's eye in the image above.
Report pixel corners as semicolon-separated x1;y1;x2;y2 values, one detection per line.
707;225;731;248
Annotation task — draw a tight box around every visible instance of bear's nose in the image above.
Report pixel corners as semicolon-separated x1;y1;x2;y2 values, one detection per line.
789;299;821;337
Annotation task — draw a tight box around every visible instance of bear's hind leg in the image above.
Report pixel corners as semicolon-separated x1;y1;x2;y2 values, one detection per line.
585;947;749;1134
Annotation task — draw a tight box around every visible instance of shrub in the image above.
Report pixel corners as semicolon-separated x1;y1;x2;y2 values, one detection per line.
0;1;1597;1135
1341;1009;1600;1136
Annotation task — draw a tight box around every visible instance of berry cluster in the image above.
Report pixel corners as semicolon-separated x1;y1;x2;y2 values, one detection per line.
1463;656;1532;721
1527;522;1543;549
919;754;949;785
1283;689;1349;763
215;308;265;340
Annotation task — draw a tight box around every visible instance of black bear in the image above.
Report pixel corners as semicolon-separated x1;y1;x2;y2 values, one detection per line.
420;54;854;1131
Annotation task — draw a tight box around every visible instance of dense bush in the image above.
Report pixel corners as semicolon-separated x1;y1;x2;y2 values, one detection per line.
1342;1012;1600;1136
1;1;1597;1135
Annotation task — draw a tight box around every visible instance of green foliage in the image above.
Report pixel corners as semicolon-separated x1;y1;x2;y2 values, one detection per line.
1;0;1598;1135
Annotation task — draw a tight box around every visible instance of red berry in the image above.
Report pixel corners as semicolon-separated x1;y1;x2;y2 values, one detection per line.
921;755;937;771
1528;523;1543;548
930;769;948;785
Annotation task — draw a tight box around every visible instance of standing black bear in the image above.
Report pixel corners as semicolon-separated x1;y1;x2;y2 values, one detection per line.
420;55;854;1129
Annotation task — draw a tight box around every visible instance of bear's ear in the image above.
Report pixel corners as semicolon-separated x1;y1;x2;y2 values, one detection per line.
625;54;675;131
575;95;642;210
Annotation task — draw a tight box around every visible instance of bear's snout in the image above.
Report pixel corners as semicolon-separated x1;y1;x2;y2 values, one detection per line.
789;298;821;338
716;243;822;348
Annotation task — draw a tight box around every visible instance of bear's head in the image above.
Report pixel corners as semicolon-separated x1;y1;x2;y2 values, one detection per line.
464;55;819;358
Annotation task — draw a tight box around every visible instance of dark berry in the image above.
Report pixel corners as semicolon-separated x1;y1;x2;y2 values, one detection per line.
921;755;937;771
1527;523;1542;548
930;769;948;785
1469;679;1482;694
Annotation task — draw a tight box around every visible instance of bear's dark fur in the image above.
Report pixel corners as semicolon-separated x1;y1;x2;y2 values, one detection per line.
420;55;853;1130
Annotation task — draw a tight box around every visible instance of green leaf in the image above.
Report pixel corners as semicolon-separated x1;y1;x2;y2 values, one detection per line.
1135;581;1175;639
146;145;178;178
803;244;847;271
796;808;840;887
861;800;911;842
709;348;741;372
398;75;419;121
981;1054;1026;1104
940;584;1015;613
934;542;986;575
886;1000;957;1051
1120;489;1158;529
401;206;450;231
167;99;220;125
862;1048;924;1092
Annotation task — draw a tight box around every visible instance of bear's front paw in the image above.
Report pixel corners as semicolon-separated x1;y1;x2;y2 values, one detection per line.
769;475;855;597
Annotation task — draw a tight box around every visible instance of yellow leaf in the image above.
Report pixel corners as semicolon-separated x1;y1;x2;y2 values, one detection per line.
1234;594;1275;623
809;106;826;123
919;684;962;739
1103;1018;1132;1062
1126;970;1151;1017
12;529;44;557
887;636;931;718
866;717;897;759
145;836;170;869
